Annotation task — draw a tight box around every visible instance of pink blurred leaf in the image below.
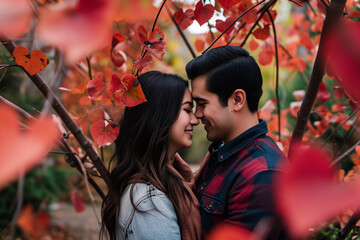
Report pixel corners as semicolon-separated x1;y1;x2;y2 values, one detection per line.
0;105;59;188
0;0;32;39
37;0;115;62
275;145;360;238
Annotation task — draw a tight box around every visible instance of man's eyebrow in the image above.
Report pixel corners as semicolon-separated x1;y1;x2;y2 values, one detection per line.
192;97;207;102
182;101;194;106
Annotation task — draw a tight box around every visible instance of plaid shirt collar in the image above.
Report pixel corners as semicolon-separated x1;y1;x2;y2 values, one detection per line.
208;119;268;163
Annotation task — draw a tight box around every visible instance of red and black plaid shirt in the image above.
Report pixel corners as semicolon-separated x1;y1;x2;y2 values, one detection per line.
195;119;288;238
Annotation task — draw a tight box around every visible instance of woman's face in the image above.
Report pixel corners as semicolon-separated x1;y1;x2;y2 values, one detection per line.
168;88;199;156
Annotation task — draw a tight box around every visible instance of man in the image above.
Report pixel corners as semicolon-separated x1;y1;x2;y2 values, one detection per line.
186;46;288;238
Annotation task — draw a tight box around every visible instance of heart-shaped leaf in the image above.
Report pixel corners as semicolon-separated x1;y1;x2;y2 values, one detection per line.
90;120;119;147
194;1;215;26
174;8;195;30
215;17;235;35
111;74;147;107
86;73;107;101
217;0;241;9
13;46;49;76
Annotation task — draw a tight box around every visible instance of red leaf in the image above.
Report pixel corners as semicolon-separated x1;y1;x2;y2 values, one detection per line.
174;8;195;30
90;120;119;146
111;33;127;67
275;145;360;238
134;54;153;73
37;0;114;62
70;190;85;213
258;46;274;65
137;25;166;61
17;205;50;239
262;9;277;24
318;82;331;102
111;74;147;107
86;73;107;101
13;46;49;76
215;17;235;35
207;224;258;240
252;24;270;40
0;105;59;188
217;0;241;9
237;0;258;24
194;1;215;26
248;39;259;51
0;0;32;39
114;0;158;22
327;21;360;104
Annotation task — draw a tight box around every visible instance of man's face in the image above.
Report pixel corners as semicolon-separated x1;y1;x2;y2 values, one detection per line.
191;75;233;143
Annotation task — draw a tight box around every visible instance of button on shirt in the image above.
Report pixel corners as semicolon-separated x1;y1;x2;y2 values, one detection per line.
195;119;288;236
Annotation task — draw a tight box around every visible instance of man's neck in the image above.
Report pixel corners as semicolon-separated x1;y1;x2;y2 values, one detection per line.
223;112;259;143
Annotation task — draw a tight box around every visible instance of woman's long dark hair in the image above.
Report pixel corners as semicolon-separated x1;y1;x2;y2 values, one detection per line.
100;71;193;240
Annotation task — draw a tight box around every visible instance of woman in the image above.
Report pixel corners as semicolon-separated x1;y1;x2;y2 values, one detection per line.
100;71;202;240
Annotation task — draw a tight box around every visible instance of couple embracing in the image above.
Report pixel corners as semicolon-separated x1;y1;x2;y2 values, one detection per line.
100;46;289;240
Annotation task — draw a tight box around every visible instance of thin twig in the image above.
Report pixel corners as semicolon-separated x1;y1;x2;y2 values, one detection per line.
226;22;246;46
8;172;24;240
74;153;101;225
166;6;197;58
266;10;281;142
330;139;360;167
336;210;360;240
321;110;358;149
203;0;267;54
240;0;273;48
288;0;303;7
86;56;92;80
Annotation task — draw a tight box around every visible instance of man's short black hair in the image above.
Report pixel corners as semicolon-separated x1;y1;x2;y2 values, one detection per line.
186;46;263;112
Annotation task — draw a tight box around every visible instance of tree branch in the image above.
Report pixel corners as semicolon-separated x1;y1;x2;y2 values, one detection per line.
166;6;197;58
336;210;360;240
0;95;106;199
288;0;347;158
0;40;110;186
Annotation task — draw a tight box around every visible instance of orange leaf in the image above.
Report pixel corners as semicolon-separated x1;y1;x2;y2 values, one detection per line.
0;105;59;188
262;9;277;24
355;146;360;157
300;32;315;51
58;83;87;94
207;224;258;240
0;0;32;39
37;0;114;62
285;57;307;72
13;46;49;76
70;190;85;213
17;205;50;239
194;1;215;26
111;74;147;107
114;0;158;22
90;120;119;147
174;8;195;30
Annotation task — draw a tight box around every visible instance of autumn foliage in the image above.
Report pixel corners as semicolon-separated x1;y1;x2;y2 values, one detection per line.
0;0;360;239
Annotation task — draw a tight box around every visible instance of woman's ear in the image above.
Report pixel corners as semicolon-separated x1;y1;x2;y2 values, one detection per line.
229;89;246;112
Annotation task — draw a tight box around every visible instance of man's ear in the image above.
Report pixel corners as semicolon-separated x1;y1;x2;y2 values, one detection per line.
229;89;246;112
